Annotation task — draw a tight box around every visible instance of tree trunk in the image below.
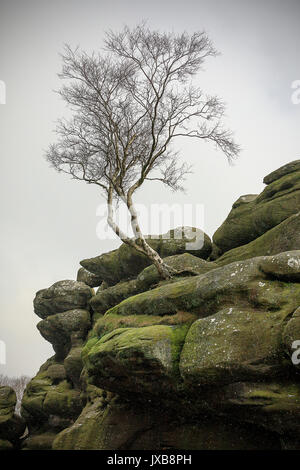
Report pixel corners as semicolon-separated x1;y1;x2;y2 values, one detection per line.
107;188;172;280
137;236;172;280
126;192;172;280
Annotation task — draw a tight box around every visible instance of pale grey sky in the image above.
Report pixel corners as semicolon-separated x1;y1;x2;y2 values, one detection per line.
0;0;299;377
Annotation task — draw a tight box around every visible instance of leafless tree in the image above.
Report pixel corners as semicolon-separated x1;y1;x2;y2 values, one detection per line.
0;374;31;415
46;23;240;279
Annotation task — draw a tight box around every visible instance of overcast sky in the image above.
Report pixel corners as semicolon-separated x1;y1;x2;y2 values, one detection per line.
0;0;299;378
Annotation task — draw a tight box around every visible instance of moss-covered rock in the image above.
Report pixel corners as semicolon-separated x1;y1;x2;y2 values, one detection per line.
53;397;150;450
259;250;300;281
43;380;83;419
64;346;84;387
46;364;67;382
89;253;218;315
0;386;16;416
105;252;300;319
90;280;139;315
34;280;94;319
213;381;300;436
52;396;280;450
22;433;57;450
21;358;84;429
80;227;212;286
37;309;91;360
213;168;300;253
180;307;291;386
263;159;300;184
93;311;197;339
83;324;190;396
76;267;103;287
216;213;300;266
0;386;26;444
136;253;218;291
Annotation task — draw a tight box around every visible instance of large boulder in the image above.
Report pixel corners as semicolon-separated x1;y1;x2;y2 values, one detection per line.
90;280;139;316
213;161;300;254
83;324;189;396
34;280;93;319
21;357;84;444
180;307;288;386
76;268;103;288
216;213;300;266
37;309;91;360
80;227;212;286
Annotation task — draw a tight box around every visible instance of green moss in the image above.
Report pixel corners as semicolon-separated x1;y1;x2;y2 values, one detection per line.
82;324;191;396
93;311;196;338
213;171;300;253
217;213;300;266
90;279;139;314
43;380;83;418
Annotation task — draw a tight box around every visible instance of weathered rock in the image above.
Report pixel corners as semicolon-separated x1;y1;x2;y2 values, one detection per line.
37;309;91;359
64;346;84;388
34;280;93;319
90;280;139;315
94;311;197;340
259;251;300;281
104;252;300;319
80;227;212;286
136;253;218;291
216;213;300;266
83;324;189;396
232;194;258;208
213;167;300;253
46;364;67;382
0;386;25;444
263;159;300;184
77;267;103;287
53;396;280;450
21;358;84;430
180;307;290;386
22;433;57;450
211;381;300;436
43;380;83;419
90;254;217;316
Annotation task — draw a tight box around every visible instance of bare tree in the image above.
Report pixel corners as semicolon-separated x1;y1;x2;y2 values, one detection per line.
46;23;240;279
0;374;31;415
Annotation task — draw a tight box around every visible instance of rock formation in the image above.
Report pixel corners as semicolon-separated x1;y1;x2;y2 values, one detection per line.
1;160;300;450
